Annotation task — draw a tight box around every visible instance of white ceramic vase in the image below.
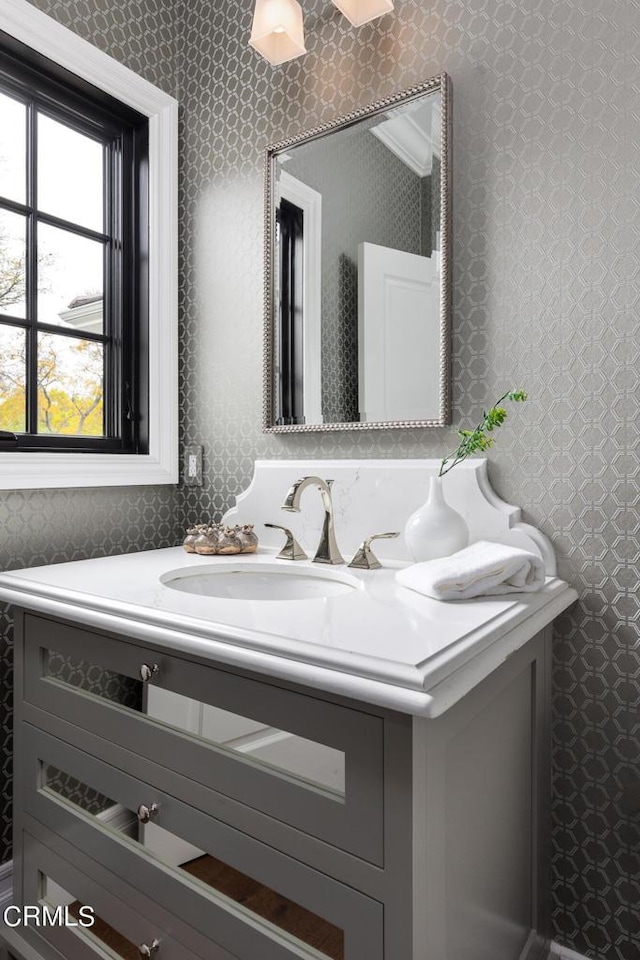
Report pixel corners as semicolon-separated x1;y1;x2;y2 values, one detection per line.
404;475;469;562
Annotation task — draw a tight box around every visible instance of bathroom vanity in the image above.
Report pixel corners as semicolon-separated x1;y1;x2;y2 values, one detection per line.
0;461;577;960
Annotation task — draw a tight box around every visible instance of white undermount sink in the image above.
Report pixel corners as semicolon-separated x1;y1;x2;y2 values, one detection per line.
160;561;362;602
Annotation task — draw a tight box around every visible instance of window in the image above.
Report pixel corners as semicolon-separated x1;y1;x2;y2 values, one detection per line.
0;35;147;452
0;1;177;488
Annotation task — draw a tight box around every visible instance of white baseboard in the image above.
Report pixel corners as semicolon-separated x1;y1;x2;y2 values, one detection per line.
0;858;13;912
519;929;548;960
550;943;590;960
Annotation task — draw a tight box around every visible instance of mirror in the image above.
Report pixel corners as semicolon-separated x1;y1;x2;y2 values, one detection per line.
263;74;451;433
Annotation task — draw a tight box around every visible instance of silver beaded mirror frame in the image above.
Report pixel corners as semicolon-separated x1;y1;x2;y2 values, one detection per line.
263;73;452;433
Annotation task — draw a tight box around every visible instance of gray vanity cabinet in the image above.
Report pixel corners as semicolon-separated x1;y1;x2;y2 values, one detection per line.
7;605;552;960
22;612;385;865
22;726;383;960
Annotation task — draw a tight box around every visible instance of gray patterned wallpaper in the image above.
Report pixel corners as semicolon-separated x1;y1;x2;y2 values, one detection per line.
0;2;637;959
285;120;424;421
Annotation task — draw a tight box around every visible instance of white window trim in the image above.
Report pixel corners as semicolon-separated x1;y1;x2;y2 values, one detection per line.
0;0;178;490
276;171;323;424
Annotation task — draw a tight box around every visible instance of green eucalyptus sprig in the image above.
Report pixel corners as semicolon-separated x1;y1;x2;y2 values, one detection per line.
439;390;527;478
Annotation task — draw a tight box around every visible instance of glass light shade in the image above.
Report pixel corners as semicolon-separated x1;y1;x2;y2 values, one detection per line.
250;0;307;65
331;0;394;27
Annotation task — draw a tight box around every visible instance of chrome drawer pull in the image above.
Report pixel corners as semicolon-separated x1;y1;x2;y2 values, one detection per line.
139;939;160;957
139;663;159;683
137;802;159;824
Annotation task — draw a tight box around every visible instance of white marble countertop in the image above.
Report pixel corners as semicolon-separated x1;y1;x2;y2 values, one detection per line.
0;545;577;717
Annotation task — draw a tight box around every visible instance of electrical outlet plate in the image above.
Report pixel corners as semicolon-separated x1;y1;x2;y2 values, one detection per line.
184;445;203;486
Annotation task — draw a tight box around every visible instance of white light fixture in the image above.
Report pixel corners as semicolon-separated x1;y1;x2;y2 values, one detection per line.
331;0;394;27
249;0;307;65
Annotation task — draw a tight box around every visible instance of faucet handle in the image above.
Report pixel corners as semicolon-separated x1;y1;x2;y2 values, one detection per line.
264;523;307;561
348;532;400;570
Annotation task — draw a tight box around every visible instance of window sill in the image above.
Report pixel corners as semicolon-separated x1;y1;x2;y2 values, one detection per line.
0;451;178;490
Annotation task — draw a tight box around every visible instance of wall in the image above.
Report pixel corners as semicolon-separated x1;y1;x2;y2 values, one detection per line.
177;2;640;958
0;2;637;958
0;0;182;862
286;119;424;421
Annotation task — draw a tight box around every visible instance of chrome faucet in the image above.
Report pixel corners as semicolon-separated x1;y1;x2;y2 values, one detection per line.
281;476;344;565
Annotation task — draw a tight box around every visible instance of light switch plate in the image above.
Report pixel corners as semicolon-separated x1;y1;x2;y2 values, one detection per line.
184;445;203;486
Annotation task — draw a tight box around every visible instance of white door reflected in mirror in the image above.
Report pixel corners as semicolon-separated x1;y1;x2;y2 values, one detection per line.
358;242;440;422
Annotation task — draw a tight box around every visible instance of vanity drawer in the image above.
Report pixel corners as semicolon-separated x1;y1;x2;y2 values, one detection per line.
23;725;384;960
20;829;230;960
23;613;384;865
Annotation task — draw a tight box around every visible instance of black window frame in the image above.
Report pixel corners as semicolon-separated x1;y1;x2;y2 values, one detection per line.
0;30;149;454
276;198;305;426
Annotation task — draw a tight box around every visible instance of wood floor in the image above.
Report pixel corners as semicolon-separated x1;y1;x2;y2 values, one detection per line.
71;852;344;960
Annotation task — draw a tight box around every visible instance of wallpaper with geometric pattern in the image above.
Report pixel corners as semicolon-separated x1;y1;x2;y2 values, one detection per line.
1;2;638;959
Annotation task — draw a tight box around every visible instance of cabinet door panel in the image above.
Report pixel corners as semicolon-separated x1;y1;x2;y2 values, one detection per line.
24;726;383;960
24;614;384;864
21;830;231;960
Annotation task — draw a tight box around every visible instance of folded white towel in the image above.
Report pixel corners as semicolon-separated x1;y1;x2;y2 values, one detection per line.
395;539;546;601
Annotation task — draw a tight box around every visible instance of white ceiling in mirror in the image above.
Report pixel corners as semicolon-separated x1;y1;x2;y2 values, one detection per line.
370;98;441;177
